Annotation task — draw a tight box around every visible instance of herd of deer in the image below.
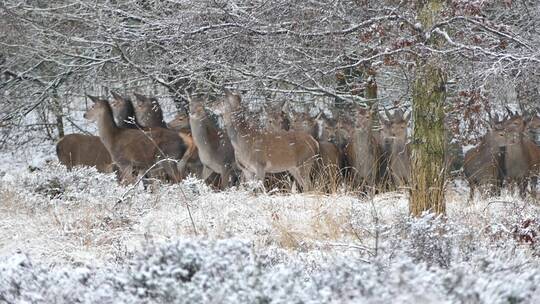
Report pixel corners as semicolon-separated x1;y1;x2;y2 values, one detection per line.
55;88;540;199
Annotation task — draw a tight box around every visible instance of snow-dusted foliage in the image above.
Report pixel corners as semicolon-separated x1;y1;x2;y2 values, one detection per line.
0;158;539;303
1;233;539;303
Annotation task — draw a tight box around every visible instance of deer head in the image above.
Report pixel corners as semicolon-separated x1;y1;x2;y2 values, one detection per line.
84;95;109;122
380;108;410;144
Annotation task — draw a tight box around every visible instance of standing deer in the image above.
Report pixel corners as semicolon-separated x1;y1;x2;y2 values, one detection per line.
289;111;318;138
379;108;411;188
84;96;187;184
130;93;201;179
464;114;519;200
133;92;167;128
507;109;540;197
189;96;237;189
56;134;115;173
498;112;532;197
526;109;540;144
345;107;381;190
216;89;319;191
311;115;342;192
166;112;205;179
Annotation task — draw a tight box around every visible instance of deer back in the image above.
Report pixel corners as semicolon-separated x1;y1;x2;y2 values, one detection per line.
189;97;236;170
219;91;319;173
56;134;114;173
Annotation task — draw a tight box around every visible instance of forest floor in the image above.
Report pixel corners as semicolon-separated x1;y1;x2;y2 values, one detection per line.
0;141;539;303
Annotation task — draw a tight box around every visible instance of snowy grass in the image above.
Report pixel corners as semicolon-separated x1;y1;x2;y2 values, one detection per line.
0;143;539;303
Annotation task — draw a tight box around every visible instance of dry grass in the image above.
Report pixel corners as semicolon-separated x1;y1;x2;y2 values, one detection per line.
1;162;538;266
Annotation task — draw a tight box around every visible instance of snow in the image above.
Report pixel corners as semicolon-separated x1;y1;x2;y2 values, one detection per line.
0;141;539;303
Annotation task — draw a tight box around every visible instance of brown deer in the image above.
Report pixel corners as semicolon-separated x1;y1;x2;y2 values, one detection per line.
345;107;381;190
265;107;290;133
84;95;187;184
464;114;522;200
516;110;540;196
189;96;237;189
498;112;532;197
56;134;115;173
216;89;319;191
379;108;411;188
128;93;201;179
110;91;138;128
289;111;318;138
132;92;167;128
526;109;540;144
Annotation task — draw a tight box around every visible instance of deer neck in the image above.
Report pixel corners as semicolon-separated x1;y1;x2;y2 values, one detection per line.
190;113;218;146
95;108;120;150
222;108;253;145
390;138;408;162
353;128;375;155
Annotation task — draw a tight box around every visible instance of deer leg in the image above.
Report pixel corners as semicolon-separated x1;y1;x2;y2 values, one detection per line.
202;166;214;182
468;182;475;203
255;166;266;192
288;167;306;192
220;167;231;190
518;177;527;198
119;165;136;185
531;175;538;199
161;161;182;184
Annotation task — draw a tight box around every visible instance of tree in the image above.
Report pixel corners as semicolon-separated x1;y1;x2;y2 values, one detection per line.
409;0;447;216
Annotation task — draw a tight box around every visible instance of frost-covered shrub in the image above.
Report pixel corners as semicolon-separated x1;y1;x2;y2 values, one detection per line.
398;213;453;268
1;163;121;207
1;239;540;304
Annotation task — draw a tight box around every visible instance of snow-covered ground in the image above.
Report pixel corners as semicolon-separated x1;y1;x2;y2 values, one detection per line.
0;141;539;303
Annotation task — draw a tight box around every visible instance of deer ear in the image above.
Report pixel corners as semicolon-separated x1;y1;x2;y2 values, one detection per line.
394;108;404;120
380;117;390;126
87;95;99;103
384;108;392;121
505;106;514;118
134;92;146;102
111;91;122;101
404;111;411;122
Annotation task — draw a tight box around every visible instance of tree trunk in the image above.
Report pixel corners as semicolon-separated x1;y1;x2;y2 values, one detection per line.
51;90;64;139
409;0;447;216
410;60;447;216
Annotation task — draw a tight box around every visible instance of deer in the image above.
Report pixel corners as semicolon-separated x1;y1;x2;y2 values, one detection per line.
379;108;411;188
289;111;318;138
215;89;319;191
56;134;115;173
265;107;290;133
188;95;237;189
464;114;523;200
526;108;540;144
84;95;187;184
509;109;540;197
132;92;167;128
124;92;202;179
344;107;381;191
309;114;342;192
498;111;533;197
